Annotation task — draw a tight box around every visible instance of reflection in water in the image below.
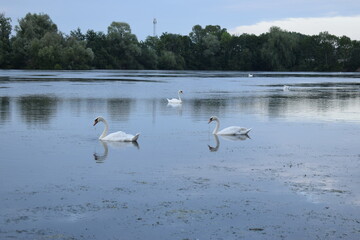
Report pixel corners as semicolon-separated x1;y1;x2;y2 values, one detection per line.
220;134;250;141
94;141;109;163
107;98;134;121
86;98;107;114
167;102;182;108
1;78;360;128
190;84;360;122
190;98;229;117
17;95;58;126
0;97;10;122
208;134;220;152
93;140;140;163
167;102;183;116
208;134;249;152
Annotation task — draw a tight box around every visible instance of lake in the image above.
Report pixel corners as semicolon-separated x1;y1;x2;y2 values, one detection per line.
0;70;359;240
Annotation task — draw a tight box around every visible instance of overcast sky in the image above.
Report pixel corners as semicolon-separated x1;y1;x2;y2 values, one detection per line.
2;0;360;40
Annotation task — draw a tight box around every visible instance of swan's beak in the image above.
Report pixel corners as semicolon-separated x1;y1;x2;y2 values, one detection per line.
93;120;98;126
208;119;212;124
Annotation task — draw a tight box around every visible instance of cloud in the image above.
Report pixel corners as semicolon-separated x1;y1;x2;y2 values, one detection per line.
229;15;360;40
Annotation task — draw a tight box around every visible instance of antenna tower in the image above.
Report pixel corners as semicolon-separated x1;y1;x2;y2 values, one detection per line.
153;18;157;37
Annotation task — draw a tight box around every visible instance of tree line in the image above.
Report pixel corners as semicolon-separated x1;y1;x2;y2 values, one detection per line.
1;12;360;71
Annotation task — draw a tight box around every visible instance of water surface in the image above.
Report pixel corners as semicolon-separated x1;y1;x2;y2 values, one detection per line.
0;70;359;239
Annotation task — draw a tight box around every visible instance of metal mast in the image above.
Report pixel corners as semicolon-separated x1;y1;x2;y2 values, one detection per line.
153;18;157;37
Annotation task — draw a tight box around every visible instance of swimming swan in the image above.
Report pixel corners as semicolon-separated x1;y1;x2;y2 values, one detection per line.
208;116;251;135
93;116;140;142
283;85;290;91
167;90;183;104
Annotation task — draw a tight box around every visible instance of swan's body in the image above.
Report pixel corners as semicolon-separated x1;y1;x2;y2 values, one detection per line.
248;74;253;77
167;90;183;104
208;116;251;135
283;85;290;91
93;116;140;142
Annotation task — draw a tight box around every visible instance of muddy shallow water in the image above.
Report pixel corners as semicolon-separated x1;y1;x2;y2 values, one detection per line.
0;70;359;240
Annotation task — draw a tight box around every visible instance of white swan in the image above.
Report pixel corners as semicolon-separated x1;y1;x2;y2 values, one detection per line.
167;90;183;104
93;116;140;142
283;85;290;91
248;74;253;77
208;116;251;135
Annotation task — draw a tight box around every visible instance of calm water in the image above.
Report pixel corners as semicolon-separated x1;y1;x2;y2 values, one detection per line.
0;70;359;240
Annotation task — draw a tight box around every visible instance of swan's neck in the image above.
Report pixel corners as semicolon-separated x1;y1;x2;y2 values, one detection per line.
178;92;182;101
99;119;109;139
213;119;220;134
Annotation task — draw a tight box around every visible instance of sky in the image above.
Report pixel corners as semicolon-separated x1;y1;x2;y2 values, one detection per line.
2;0;360;41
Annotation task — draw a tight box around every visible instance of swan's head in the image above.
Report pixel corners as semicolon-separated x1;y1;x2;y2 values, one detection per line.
178;90;183;94
208;116;218;124
93;116;103;126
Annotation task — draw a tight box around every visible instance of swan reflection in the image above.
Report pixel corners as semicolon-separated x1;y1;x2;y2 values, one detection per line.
167;102;182;108
208;134;220;152
93;140;139;163
208;134;250;152
167;102;183;115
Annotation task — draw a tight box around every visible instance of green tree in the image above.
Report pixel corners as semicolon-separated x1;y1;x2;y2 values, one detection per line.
35;32;64;69
63;35;94;69
85;30;110;68
0;13;12;68
139;36;159;69
337;36;352;71
70;28;86;41
261;26;299;71
296;34;317;71
188;25;228;69
313;31;339;71
346;40;360;71
106;22;141;69
158;50;185;70
12;13;61;68
157;33;192;69
15;13;57;39
226;34;257;70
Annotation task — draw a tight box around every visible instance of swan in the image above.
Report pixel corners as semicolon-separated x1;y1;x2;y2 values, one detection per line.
208;116;251;135
283;85;290;91
167;90;183;104
93;116;140;142
248;74;253;77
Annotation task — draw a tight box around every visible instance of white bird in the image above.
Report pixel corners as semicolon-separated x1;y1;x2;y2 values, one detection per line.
208;116;251;135
167;90;183;104
283;85;290;91
248;74;253;77
93;116;140;142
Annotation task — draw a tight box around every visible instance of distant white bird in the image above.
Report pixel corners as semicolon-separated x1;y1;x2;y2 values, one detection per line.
208;116;251;135
283;85;290;91
248;74;253;77
167;90;183;104
93;116;140;142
